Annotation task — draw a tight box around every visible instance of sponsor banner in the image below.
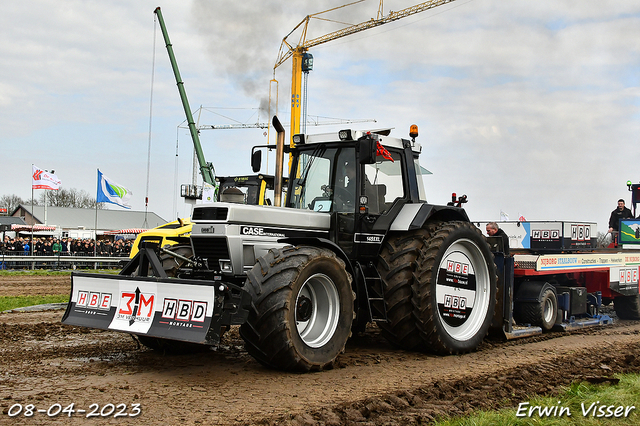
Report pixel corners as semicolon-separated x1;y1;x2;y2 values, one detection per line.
436;251;477;327
536;253;640;271
475;221;597;251
63;274;216;344
109;283;159;334
609;266;640;296
563;222;595;249
149;297;213;342
620;220;640;245
531;222;562;250
63;277;117;330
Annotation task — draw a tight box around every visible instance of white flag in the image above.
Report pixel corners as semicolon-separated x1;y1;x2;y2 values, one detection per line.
201;182;216;204
32;165;61;190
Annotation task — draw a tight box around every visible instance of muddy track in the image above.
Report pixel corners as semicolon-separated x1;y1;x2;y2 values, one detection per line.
1;277;640;425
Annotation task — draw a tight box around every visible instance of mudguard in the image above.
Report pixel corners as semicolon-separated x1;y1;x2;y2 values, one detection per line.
389;203;469;232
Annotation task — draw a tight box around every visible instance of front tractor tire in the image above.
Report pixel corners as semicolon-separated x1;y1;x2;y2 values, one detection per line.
413;221;497;354
240;246;355;372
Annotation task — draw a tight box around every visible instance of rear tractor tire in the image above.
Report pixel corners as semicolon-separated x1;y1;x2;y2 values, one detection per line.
412;221;497;354
376;229;431;350
240;246;355;372
614;294;640;320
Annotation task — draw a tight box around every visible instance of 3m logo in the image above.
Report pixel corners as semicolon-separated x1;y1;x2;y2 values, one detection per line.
161;299;207;323
76;291;112;310
446;260;469;275
444;295;467;310
117;291;155;319
532;230;560;240
619;268;639;285
571;225;590;241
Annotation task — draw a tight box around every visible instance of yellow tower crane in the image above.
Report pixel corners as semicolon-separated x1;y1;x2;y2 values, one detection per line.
273;0;458;144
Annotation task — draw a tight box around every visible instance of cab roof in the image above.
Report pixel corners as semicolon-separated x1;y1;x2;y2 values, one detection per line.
297;129;422;154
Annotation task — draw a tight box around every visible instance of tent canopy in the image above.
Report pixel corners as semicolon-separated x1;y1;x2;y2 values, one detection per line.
103;228;147;235
11;224;56;232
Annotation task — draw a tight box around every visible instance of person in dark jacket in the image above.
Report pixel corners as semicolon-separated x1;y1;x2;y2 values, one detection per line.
608;199;634;233
486;222;510;256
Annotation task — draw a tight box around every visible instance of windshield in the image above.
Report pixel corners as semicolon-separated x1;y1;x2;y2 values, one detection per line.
288;146;356;212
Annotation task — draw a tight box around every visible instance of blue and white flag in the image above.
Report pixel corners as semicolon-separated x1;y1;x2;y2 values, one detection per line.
97;170;132;209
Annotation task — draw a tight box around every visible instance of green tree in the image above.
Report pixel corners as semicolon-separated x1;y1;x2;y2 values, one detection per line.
38;188;103;209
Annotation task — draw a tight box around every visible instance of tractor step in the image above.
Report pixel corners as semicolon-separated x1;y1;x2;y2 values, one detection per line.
357;262;387;322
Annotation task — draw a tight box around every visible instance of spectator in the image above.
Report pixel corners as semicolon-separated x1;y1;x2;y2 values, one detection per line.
608;199;634;234
52;239;62;255
35;238;44;255
44;240;53;255
486;222;510;256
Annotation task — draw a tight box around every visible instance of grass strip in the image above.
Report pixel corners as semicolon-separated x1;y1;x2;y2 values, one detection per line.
0;295;69;312
437;374;639;426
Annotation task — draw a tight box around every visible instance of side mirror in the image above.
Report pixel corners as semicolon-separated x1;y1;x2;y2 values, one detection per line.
251;150;262;173
358;137;376;164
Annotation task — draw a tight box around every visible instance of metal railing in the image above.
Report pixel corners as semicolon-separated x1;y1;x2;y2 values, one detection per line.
0;252;128;270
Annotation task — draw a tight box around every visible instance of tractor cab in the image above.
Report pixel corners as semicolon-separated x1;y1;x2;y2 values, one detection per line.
284;128;428;259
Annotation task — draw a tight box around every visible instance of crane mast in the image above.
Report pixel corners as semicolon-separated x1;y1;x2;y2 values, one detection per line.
154;7;216;187
274;0;457;142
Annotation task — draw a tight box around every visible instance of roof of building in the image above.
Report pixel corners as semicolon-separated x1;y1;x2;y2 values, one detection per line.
0;216;27;226
12;205;167;231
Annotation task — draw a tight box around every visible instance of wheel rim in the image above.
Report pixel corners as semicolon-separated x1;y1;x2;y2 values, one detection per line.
295;273;340;348
435;238;491;342
543;297;555;324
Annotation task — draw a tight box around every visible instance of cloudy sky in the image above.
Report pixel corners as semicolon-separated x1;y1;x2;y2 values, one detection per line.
1;0;638;233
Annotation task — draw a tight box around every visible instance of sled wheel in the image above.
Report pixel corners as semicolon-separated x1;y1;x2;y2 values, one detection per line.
514;287;558;331
240;246;354;372
413;221;497;354
376;229;430;350
614;294;640;320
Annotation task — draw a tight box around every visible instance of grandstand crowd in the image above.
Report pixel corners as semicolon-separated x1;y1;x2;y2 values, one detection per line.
1;236;133;257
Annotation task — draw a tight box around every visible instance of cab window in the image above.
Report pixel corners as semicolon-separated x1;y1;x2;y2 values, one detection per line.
364;150;404;215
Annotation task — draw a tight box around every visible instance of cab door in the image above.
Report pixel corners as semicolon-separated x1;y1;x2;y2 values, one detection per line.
353;148;406;260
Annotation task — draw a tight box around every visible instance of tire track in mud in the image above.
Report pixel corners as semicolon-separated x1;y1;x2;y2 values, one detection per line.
253;341;640;426
2;309;640;425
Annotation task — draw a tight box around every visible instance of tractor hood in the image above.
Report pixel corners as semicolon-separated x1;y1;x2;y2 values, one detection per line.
191;202;331;231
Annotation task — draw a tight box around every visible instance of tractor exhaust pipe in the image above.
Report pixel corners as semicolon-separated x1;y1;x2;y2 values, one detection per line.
273;116;285;207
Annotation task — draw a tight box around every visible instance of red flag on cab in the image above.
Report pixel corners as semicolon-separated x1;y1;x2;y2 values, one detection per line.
376;141;394;162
